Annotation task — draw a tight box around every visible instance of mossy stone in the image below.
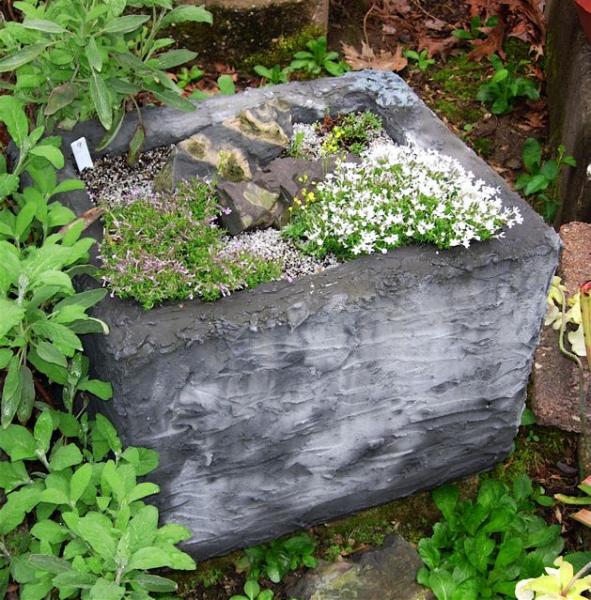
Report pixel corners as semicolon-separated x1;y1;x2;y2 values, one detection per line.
169;0;328;63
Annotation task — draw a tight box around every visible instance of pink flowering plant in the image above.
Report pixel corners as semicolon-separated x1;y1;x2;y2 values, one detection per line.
283;140;523;259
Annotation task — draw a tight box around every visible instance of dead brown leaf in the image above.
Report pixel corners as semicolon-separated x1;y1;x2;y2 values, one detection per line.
417;33;458;59
59;207;105;235
342;42;408;72
467;21;506;60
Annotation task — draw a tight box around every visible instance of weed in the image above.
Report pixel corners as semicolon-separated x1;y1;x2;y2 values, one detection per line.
404;48;435;71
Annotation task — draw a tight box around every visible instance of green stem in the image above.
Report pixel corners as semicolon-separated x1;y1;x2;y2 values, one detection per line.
564;558;591;594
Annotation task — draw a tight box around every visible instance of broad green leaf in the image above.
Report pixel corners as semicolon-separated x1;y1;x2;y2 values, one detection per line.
52;178;85;195
126;482;159;503
85;37;102;72
127;124;145;166
22;19;67;33
52;570;97;589
70;463;93;503
49;443;82;471
34;410;54;454
39;487;69;505
35;340;68;367
89;578;125;600
128;505;158;551
244;580;260;600
218;74;236;95
418;538;441;569
133;573;178;593
0;95;28;147
127;546;173;571
0;173;19;201
152;49;197;70
54;287;107;311
522;137;542;172
161;5;213;27
16;364;34;426
122;447;159;476
31;519;69;543
0;349;12;370
494;537;523;568
1;357;24;429
0;460;30;492
102;15;150;33
432;485;459;521
101;460;125;501
90;71;112;130
94;414;122;455
45;83;78;116
78;378;113;400
26;554;72;574
524;173;550;195
14;200;36;241
0;299;24;338
29;144;65;169
32;321;82;355
77;516;116;558
0;424;36;460
0;44;49;74
428;569;456;600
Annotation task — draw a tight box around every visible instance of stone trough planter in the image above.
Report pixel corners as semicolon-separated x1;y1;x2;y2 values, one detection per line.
58;71;560;559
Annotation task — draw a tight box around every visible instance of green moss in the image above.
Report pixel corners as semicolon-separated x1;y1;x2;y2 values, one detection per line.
432;54;489;103
217;151;247;182
471;137;494;158
240;24;323;72
433;98;483;125
186;139;206;159
486;426;574;486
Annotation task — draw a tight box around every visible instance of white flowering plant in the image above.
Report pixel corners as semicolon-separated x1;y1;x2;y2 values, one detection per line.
283;140;523;259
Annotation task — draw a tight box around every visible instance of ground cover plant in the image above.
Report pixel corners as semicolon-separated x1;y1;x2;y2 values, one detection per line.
0;93;196;599
284;137;523;258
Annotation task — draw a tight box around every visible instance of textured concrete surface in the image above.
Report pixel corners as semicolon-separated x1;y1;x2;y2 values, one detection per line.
58;72;560;558
286;535;434;600
546;0;591;224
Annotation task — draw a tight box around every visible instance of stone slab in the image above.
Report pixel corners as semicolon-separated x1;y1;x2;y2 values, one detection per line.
532;221;591;432
55;72;560;558
170;0;328;63
545;0;591;224
286;535;434;600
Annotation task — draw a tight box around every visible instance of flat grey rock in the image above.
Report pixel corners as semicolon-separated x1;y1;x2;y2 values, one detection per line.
287;536;434;600
55;71;560;559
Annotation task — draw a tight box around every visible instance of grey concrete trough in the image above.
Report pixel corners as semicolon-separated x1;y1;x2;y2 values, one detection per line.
57;71;560;558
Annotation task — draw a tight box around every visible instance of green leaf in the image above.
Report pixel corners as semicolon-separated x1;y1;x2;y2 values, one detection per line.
495;537;523;568
0;96;28;150
465;534;495;573
127;124;145;166
0;349;12;370
52;570;97;589
127;482;159;503
31;519;69;543
524;173;549;195
52;179;85;195
45;83;78;116
29;144;65;169
540;160;559;182
0;299;25;338
418;538;441;569
152;49;197;70
32;321;82;355
15;200;37;240
127;546;172;571
89;578;125;600
94;414;122;455
161;5;213;27
85;37;103;72
2;358;24;429
26;554;72;575
34;410;54;454
0;424;36;460
70;463;93;504
154;523;191;545
121;447;159;476
15;365;34;425
49;443;82;471
428;570;456;600
522;137;542;172
133;573;178;593
432;485;459;521
218;74;236;95
102;15;150;33
35;340;68;367
0;460;29;492
22;19;67;33
77;515;117;559
0;44;49;74
0;173;19;201
90;71;112;130
244;580;260;600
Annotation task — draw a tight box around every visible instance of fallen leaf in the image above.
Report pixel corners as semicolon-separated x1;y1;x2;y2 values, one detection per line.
382;0;412;15
468;21;506;61
424;18;450;32
342;42;408;72
418;33;458;59
59;207;105;235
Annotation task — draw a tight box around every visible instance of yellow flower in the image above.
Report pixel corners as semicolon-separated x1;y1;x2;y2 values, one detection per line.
516;558;591;600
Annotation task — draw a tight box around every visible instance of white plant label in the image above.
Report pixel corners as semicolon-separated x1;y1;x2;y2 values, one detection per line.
71;137;94;171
